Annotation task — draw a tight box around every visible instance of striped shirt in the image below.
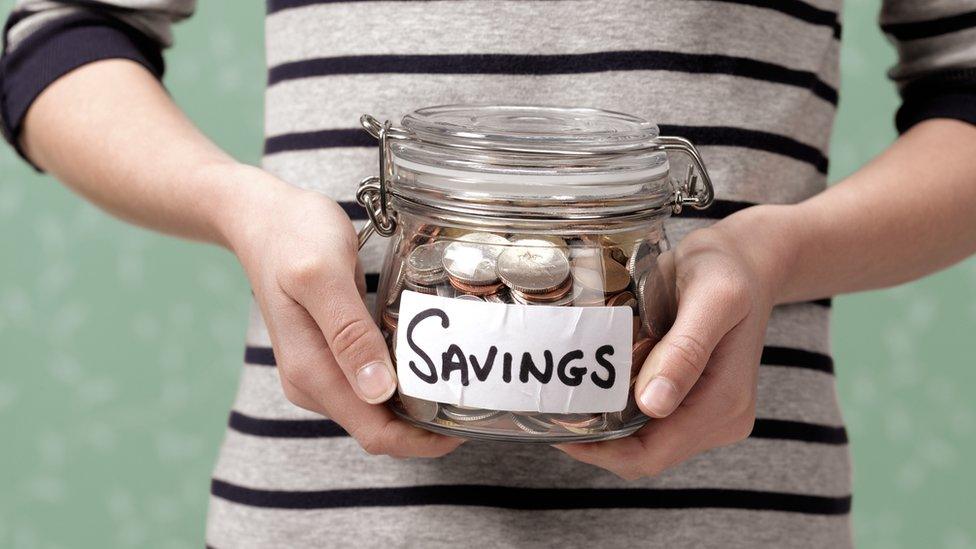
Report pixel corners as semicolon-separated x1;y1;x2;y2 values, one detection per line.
2;1;975;547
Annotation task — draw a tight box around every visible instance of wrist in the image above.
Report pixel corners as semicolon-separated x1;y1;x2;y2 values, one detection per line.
192;161;294;253
713;204;808;306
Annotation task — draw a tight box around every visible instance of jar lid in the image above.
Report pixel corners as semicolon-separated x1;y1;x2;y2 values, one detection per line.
388;105;673;223
401;104;661;155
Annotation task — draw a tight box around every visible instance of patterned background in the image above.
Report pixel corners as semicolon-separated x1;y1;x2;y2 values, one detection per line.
0;0;973;547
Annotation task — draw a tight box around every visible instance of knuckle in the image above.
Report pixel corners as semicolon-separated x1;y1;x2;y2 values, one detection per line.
282;255;327;291
728;415;756;444
666;333;709;377
330;316;375;361
356;424;393;456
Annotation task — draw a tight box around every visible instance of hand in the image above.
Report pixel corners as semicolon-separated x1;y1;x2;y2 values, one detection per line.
215;164;464;458
556;206;793;479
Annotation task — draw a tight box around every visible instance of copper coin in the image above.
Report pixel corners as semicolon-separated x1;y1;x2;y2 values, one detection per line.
550;413;606;434
606;291;637;309
449;278;504;296
572;256;631;294
631;337;655;379
381;308;398;332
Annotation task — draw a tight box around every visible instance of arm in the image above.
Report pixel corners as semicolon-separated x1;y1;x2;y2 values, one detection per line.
4;8;460;457
559;5;976;477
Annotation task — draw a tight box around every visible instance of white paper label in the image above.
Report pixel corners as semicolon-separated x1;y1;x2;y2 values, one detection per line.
395;290;634;413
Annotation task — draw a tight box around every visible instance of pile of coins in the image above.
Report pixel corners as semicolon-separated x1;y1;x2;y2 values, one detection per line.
380;226;673;439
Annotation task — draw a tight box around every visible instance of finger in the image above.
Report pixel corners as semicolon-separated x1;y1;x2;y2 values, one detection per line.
633;266;751;418
281;256;396;405
558;317;762;478
268;293;464;458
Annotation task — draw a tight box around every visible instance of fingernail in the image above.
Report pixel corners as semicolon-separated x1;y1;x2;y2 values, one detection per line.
356;361;395;402
640;376;680;417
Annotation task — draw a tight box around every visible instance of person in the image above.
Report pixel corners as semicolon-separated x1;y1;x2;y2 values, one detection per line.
2;1;974;547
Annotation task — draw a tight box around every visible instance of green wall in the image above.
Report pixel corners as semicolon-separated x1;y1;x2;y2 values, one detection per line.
0;1;972;547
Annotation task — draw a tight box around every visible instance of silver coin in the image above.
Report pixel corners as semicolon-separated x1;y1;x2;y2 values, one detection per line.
440;405;504;423
385;261;406;306
454;294;485;302
442;233;508;285
399;394;439;422
637;271;675;340
484;291;511;304
497;239;570;294
408;241;449;275
510;413;553;434
404;279;439;295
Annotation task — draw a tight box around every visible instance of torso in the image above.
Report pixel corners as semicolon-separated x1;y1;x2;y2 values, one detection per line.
207;2;852;547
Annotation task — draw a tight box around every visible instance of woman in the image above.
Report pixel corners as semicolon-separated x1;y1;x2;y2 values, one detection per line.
2;1;974;547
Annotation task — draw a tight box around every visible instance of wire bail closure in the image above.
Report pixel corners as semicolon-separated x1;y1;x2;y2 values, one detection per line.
355;113;714;249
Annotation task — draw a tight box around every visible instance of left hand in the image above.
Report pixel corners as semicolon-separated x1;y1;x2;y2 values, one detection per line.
556;206;791;479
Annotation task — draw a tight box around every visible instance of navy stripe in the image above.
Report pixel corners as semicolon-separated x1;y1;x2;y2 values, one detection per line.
761;346;833;374
266;51;838;105
245;344;833;372
750;418;847;444
244;344;833;372
227;412;846;445
211;479;851;514
244;346;276;366
264;125;828;174
229;411;348;438
882;10;976;41
266;0;841;39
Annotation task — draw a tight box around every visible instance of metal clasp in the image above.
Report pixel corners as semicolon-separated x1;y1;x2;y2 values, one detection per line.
655;136;715;214
356;114;406;249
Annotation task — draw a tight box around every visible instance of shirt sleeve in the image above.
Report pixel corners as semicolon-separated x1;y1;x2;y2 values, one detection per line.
0;0;196;165
880;1;976;133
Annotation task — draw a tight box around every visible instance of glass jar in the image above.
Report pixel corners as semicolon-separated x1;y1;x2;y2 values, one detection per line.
355;105;715;443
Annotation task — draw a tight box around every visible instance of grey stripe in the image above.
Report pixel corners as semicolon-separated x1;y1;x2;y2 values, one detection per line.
887;26;976;85
211;429;850;496
263;72;836;147
265;0;841;84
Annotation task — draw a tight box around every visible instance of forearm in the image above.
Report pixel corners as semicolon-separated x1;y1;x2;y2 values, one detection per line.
731;118;976;305
20;58;252;248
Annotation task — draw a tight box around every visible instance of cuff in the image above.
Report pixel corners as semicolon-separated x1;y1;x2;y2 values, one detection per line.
0;12;165;170
895;68;976;133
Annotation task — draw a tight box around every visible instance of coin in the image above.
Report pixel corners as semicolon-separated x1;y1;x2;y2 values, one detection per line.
631;337;655;380
441;404;504;423
570;283;607;307
636;271;675;339
509;277;573;305
449;278;504;296
550;413;608;434
497;239;570;294
381;307;398;332
442;232;509;285
572;255;631;294
510;413;553;434
454;294;485;302
386;261;406;306
485;291;511;304
407;241;450;284
508;234;569;253
403;279;439;295
606;290;637;310
399;394;439;422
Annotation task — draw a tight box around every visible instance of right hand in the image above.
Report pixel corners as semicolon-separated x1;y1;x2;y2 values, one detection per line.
215;164;464;458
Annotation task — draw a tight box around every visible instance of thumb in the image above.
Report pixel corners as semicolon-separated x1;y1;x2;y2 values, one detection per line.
634;275;748;417
303;271;397;405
